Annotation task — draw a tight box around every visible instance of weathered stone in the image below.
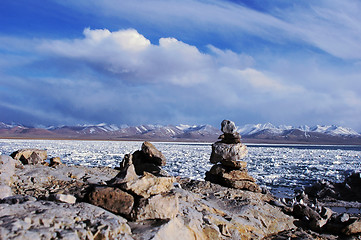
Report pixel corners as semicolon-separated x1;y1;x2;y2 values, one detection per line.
0;155;17;185
141;141;166;166
220;159;247;169
0;195;36;204
10;149;47;164
0;185;12;199
88;186;134;215
342;219;361;235
120;172;175;198
176;182;295;240
219;132;241;144
110;157;139;185
207;164;255;182
221;119;236;134
210;142;248;164
205;171;261;192
51;193;76;204
226;179;261;192
132;192;179;221
0;201;132;239
337;213;350;223
293;204;328;230
49;157;62;167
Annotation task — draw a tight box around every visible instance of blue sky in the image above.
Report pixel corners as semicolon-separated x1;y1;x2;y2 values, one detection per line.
1;0;361;130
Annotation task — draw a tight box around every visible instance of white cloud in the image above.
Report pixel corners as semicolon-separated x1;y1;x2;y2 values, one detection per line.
55;0;361;60
39;28;297;92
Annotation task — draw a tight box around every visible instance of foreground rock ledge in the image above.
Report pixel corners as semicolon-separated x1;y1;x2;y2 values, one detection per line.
1;153;297;240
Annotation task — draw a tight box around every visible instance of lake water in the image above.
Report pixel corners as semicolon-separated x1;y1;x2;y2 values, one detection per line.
1;139;360;197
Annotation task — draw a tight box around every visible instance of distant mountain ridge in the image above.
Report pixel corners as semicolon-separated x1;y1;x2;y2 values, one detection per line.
0;122;360;144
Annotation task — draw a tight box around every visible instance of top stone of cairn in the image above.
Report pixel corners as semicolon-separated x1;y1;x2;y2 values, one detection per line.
221;120;236;134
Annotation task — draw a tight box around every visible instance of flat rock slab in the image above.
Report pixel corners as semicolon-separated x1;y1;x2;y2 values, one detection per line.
120;172;175;198
132;192;179;221
0;200;132;240
11;164;119;200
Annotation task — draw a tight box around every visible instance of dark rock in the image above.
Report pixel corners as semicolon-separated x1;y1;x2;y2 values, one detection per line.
141;141;166;166
0;195;37;204
342;219;361;235
207;164;255;182
88;186;134;216
293;204;329;230
205;170;260;192
49;157;62;167
20;151;43;165
337;213;350;223
219;132;241;144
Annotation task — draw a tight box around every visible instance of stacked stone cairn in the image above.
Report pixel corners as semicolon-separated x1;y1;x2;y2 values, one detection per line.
88;141;178;221
205;120;261;192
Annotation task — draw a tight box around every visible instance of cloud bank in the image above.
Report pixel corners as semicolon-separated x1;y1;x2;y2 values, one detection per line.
1;0;361;130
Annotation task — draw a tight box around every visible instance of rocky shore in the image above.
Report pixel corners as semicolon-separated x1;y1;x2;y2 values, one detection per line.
1;120;361;239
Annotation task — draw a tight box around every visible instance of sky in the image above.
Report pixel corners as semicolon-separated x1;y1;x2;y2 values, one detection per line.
1;0;361;130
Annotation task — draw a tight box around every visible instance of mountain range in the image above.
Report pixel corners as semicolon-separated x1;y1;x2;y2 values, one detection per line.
1;122;360;144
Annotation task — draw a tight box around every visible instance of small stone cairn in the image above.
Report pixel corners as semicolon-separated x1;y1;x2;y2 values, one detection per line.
205;120;261;192
89;141;178;221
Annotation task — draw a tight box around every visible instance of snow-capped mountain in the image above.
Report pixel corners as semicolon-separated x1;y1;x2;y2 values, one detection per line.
237;123;360;137
0;122;360;144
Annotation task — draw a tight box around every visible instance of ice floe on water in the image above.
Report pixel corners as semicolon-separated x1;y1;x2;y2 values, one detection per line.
0;139;360;197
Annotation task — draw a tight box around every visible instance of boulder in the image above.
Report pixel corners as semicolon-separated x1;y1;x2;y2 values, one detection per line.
132;192;179;221
0;155;17;185
293;204;329;230
49;157;62;167
141;141;166;166
210;142;248;164
88;186;134;216
10;149;47;165
342;219;361;235
120;172;175;198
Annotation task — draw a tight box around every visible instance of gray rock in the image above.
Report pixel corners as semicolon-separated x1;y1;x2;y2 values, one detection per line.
221;119;236;134
210;142;248;164
10;149;47;165
120;172;175;198
0;155;17;185
0;201;132;239
0;185;12;199
51;193;77;204
131;192;179;221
